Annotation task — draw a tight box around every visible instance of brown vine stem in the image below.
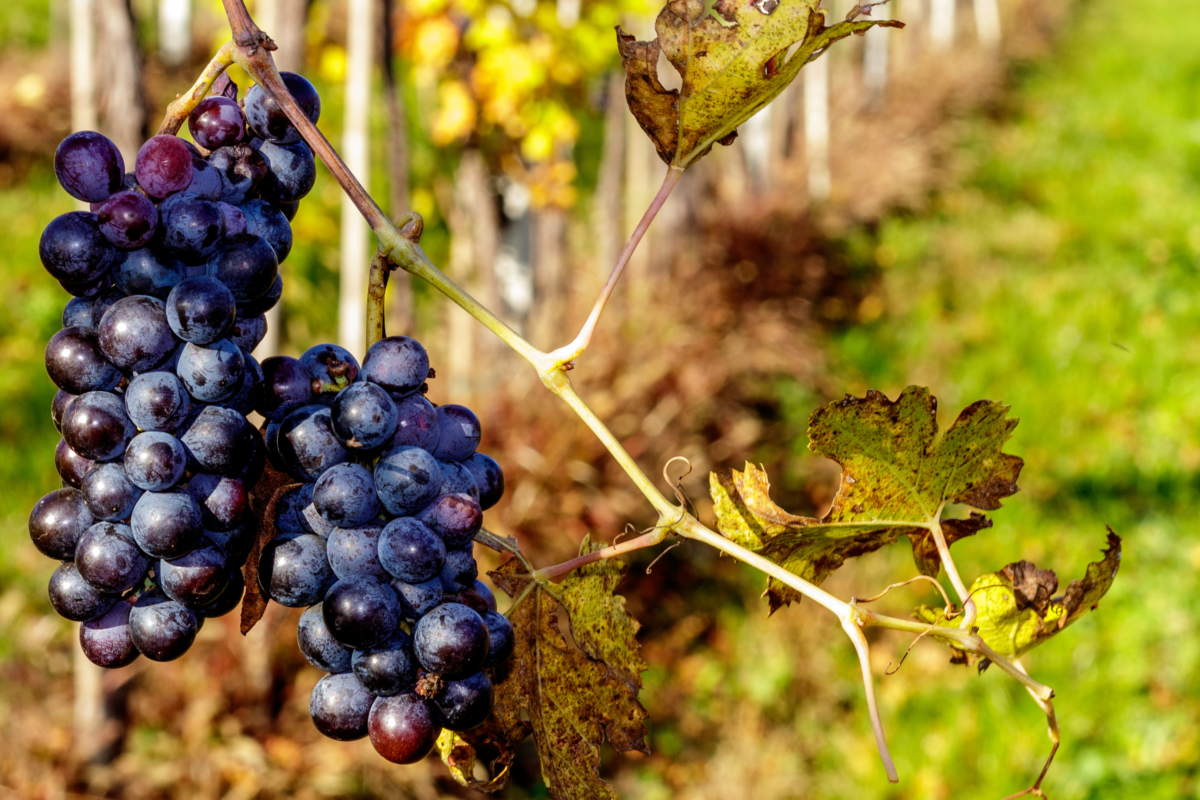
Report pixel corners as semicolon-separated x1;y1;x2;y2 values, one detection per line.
930;512;978;629
156;43;235;136
1000;660;1060;800
533;529;669;582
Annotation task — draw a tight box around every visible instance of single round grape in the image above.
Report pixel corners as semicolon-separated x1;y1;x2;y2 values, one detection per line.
257;355;313;421
91;289;123;325
75;522;148;594
245;72;321;144
55;438;95;488
45;327;122;394
433;405;481;462
205;234;278;302
257;140;317;203
412;603;489;679
259;533;335;607
177;339;245;402
124;371;192;432
159;195;225;260
327;523;387;580
313;463;380;528
238;273;282;316
208;143;268;204
331;381;398;452
204;522;255;567
482;609;514;668
113;247;187;300
179;405;256;475
80;601;140;668
62;297;96;328
96;190;159;249
433;670;494;731
274;485;308;534
48;561;117;621
55;131;125;202
437;459;480;501
224;351;264;415
362;336;429;396
374;447;442;517
98;295;177;373
234;429;266;486
322;575;402;650
310;672;374;741
298;603;353;673
352;632;417;697
52;389;77;432
187;474;246;531
378;518;445;584
389;393;441;452
367;693;440;764
58;272;110;299
444;585;491;616
474;580;498;613
135;135;194;198
29;488;95;560
188;96;247;149
239;199;292;263
124;431;189;491
416;493;482;549
82;461;143;521
217;201;247;237
463;453;505;511
277;404;351;482
392;577;444;618
130;489;203;559
228;313;267;352
62;390;137;462
128;589;199;661
187;157;224;200
158;543;229;606
300;343;359;394
440;548;478;591
191;567;244;618
166;275;237;344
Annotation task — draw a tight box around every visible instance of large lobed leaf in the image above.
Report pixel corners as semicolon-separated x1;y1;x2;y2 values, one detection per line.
710;386;1024;611
619;0;902;168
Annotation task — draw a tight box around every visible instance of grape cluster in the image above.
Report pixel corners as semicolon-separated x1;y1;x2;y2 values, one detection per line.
31;74;321;667
258;335;511;763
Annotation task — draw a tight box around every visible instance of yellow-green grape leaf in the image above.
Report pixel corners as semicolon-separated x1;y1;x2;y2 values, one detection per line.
619;0;903;168
709;387;1024;612
442;547;649;798
916;530;1122;661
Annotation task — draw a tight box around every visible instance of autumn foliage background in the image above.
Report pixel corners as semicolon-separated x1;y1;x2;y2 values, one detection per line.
1;0;1198;797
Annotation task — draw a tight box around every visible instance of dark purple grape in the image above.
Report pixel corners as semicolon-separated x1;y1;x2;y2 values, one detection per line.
440;548;478;591
218;201;247;237
124;431;188;491
186;158;224;200
98;295;177;373
63;297;96;327
257;139;317;203
277;404;351;482
188;96;247;149
445;585;491;615
75;522;148;594
192;567;244;617
80;601;140;668
433;405;481;462
331;382;398;452
463;454;505;510
55;131;125;202
49;561;117;621
368;693;439;764
412;603;489;679
135;135;194;198
392;577;443;618
96;190;159;249
239;199;293;263
159;195;225;259
362;336;429;396
52;389;77;432
474;580;498;613
179;405;255;475
237;274;282;316
352;633;417;697
82;461;143;521
166;275;236;344
374;447;441;516
56;438;95;487
434;670;493;731
113;247;187;299
378;518;445;584
158;543;229;606
310;672;374;741
416;493;482;549
298;603;353;673
45;327;122;394
29;488;95;560
322;574;401;650
228;314;267;352
274;485;308;533
208;143;268;204
58;272;110;299
437;459;480;501
124;371;192;432
300;344;359;395
224;352;264;414
327;523;387;580
187;473;247;531
177;339;245;402
259;533;335;607
245;73;321;144
128;589;199;661
206;234;279;302
274;200;298;220
204;522;255;567
91;289;123;325
388;393;441;451
257;355;313;421
481;610;513;668
62;391;137;461
130;489;203;559
314;463;380;528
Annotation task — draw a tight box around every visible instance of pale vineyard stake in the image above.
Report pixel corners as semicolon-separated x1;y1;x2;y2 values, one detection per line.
338;0;374;359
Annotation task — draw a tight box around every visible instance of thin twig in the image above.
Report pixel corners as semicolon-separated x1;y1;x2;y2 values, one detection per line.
841;615;900;782
157;43;234;135
854;574;953;608
533;529;669;582
1000;660;1060;800
929;513;977;629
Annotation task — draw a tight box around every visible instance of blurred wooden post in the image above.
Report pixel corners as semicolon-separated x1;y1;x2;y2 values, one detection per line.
741;104;772;192
804;54;831;203
974;0;1001;46
862;1;891;110
97;0;146;166
339;0;373;358
593;73;625;293
931;0;955;49
381;0;413;334
158;0;192;67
